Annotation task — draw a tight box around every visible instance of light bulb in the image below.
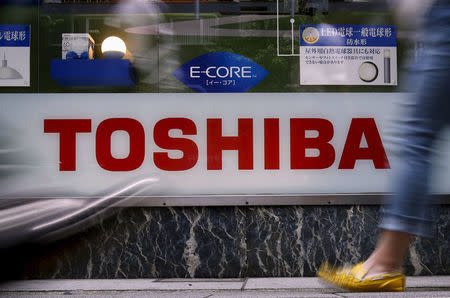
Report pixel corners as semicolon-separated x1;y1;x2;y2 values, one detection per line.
358;61;378;83
384;49;391;83
101;36;126;59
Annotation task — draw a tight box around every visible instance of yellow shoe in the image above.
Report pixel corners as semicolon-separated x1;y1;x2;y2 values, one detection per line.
318;262;406;292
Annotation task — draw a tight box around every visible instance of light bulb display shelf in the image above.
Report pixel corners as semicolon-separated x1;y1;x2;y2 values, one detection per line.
50;59;136;87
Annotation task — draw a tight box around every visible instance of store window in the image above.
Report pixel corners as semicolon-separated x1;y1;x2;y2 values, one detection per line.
2;0;433;201
0;0;407;94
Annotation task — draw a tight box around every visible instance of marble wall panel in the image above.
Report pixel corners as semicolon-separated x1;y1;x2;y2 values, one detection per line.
246;206;450;277
0;205;448;279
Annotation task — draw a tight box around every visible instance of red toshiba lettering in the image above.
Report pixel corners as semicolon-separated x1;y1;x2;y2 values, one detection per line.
44;119;92;171
339;118;390;169
207;118;253;170
290;118;335;169
153;118;198;171
96;118;145;171
264;118;280;170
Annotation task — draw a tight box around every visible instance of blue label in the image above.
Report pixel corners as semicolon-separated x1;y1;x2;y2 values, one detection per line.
173;52;268;93
300;25;396;47
0;25;30;47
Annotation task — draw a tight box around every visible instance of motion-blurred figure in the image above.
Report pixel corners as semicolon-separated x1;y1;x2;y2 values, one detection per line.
0;177;159;249
0;0;165;249
318;0;449;292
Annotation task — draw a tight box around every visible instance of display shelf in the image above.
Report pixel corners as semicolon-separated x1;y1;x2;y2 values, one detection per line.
50;59;136;87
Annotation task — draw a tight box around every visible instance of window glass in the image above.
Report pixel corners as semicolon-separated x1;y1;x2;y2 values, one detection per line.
0;0;409;93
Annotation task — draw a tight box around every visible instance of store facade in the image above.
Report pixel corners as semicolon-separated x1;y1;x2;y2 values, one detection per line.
0;0;448;279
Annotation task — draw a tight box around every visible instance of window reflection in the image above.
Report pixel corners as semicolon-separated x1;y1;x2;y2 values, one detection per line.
0;0;405;93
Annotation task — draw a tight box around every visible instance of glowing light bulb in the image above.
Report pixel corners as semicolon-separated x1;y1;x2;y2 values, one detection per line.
101;36;126;59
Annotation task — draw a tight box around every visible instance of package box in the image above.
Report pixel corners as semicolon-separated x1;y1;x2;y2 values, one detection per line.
62;33;95;60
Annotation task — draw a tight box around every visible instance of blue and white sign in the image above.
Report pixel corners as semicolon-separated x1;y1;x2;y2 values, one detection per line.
299;25;397;86
173;52;268;93
0;25;31;87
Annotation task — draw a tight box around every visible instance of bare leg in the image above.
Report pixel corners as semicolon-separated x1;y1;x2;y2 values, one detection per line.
362;230;412;277
317;229;410;291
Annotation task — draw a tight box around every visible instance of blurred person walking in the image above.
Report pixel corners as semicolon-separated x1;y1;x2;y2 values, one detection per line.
318;0;450;292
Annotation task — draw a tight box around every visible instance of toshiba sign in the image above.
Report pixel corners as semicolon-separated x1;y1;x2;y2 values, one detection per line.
43;117;388;172
1;93;449;201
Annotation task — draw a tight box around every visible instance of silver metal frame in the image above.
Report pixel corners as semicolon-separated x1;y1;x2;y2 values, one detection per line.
114;193;450;207
116;194;387;206
8;193;448;207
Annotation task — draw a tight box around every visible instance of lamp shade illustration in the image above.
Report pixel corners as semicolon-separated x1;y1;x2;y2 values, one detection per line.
0;53;23;80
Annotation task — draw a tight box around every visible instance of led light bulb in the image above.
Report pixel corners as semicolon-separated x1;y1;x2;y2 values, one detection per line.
384;49;391;83
358;61;378;83
101;36;126;59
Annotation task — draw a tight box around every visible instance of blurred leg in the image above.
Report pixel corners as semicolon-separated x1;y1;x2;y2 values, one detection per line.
363;230;411;276
317;2;450;291
366;2;450;276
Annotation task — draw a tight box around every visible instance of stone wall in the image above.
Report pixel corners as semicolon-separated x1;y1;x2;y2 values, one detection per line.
1;205;449;280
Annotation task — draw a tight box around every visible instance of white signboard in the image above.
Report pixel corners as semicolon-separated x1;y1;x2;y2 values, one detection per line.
0;25;30;87
300;25;397;85
0;93;449;201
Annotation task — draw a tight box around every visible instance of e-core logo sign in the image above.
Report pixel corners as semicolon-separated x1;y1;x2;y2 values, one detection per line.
173;52;268;93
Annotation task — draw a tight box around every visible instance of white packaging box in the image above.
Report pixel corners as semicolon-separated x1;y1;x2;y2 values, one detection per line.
62;33;95;59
